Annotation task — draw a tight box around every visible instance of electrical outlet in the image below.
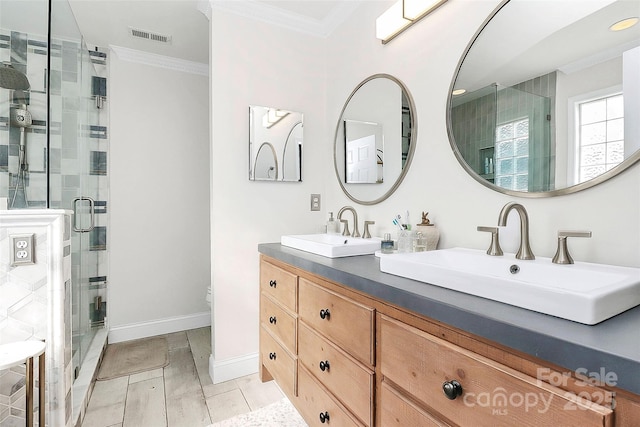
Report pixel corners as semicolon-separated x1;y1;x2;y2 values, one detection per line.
310;194;321;211
10;233;35;266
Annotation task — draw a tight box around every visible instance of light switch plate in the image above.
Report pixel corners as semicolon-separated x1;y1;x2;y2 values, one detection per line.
10;233;35;266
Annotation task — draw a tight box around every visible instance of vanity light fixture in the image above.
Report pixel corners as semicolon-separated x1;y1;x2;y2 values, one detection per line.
262;108;290;128
609;17;639;32
376;0;448;44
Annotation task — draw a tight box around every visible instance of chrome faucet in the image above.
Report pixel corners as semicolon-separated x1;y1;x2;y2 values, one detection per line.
337;206;360;238
497;202;535;260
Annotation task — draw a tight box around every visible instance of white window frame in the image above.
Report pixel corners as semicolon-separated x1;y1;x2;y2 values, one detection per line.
567;85;623;186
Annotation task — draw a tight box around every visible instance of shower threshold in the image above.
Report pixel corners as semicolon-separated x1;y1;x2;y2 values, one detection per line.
72;328;108;426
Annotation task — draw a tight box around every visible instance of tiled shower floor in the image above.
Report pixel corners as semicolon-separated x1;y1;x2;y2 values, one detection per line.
81;327;285;427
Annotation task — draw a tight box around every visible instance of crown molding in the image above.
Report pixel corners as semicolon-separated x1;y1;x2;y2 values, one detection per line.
210;0;362;38
110;45;209;76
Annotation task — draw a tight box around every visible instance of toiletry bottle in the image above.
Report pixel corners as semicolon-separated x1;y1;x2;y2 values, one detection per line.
326;212;340;234
413;232;426;252
397;227;411;253
381;233;394;254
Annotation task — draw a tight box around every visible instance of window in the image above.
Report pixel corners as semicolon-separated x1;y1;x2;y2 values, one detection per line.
577;94;624;183
495;118;529;191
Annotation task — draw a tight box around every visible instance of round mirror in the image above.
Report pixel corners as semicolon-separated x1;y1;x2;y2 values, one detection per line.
448;0;640;197
334;74;416;205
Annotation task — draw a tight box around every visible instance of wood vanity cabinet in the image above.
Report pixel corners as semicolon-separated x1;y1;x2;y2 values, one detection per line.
259;259;298;397
378;314;612;426
259;255;640;427
297;278;375;426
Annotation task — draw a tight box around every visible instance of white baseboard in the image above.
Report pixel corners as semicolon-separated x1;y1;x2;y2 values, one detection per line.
209;352;259;384
108;311;211;343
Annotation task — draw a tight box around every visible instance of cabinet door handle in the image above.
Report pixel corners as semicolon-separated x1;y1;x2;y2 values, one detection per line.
442;380;463;400
269;316;277;324
319;360;330;372
319;309;331;320
269;280;277;288
319;411;330;423
269;352;276;360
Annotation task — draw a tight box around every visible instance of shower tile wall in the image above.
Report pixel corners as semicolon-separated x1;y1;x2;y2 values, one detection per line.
1;27;109;334
0;210;73;427
1;25;110;426
451;72;556;185
0;30;48;207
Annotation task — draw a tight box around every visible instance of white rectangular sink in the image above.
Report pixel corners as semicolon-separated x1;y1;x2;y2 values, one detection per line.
379;248;640;325
281;234;380;258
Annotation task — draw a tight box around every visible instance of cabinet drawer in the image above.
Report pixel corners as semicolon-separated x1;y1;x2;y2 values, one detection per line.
379;315;612;427
261;294;297;354
260;326;296;397
260;260;297;312
379;381;451;427
299;278;374;366
298;321;373;426
297;365;364;427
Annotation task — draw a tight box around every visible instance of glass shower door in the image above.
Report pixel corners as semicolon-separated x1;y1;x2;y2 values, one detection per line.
49;0;102;377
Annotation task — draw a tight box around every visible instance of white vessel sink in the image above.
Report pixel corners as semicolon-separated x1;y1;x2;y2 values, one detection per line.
379;248;640;325
281;234;380;258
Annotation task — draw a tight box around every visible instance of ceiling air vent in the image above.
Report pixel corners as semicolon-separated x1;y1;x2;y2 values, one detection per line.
128;27;172;44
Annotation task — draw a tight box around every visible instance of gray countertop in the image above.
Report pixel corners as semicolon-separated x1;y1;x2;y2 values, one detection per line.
258;243;640;395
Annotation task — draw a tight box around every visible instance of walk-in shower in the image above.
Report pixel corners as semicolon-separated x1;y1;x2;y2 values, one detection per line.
1;0;109;425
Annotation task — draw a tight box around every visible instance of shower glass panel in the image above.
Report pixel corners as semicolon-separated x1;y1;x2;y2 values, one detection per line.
1;0;109;380
450;83;552;192
49;0;108;378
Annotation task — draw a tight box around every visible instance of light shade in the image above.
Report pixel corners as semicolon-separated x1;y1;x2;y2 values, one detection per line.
262;108;289;128
376;0;448;44
376;1;412;42
403;0;448;20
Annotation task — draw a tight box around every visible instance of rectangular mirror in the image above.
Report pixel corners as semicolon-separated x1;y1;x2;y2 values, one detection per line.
249;105;303;181
344;119;384;183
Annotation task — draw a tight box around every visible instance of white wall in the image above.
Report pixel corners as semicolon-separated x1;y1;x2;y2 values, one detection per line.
323;0;640;265
210;8;328;380
109;50;211;342
209;0;640;380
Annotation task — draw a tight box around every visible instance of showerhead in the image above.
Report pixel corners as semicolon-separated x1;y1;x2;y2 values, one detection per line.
0;63;30;91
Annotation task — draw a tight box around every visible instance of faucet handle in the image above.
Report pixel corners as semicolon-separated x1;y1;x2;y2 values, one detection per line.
477;226;503;256
363;221;375;239
558;231;592;239
340;220;351;237
552;230;591;265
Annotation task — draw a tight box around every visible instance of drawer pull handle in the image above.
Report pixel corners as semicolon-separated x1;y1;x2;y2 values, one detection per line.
442;380;463;400
319;309;331;320
319;411;330;423
269;280;277;288
269;316;277;324
269;352;276;360
319;360;330;372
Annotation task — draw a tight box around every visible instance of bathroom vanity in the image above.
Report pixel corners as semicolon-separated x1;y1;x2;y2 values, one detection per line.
258;243;640;426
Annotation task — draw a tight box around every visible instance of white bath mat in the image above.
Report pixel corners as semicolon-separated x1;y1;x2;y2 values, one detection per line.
208;397;308;427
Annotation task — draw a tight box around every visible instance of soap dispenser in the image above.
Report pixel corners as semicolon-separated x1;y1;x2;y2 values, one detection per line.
326;212;340;234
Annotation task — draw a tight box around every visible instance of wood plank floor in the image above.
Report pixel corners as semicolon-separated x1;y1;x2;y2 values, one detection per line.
81;327;284;427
